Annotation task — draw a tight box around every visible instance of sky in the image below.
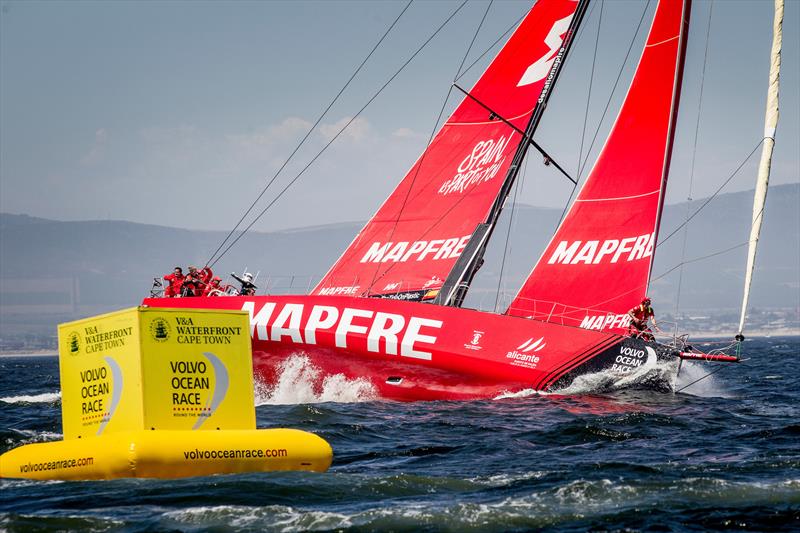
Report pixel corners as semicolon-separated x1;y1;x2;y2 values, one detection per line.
1;0;798;233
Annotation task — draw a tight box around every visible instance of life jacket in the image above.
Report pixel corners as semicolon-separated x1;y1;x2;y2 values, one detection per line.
631;304;654;322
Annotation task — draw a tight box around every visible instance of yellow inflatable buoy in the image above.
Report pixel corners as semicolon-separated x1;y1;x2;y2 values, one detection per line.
1;429;331;480
0;307;333;480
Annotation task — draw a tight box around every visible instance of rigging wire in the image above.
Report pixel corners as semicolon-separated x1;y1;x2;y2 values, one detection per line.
493;153;528;312
653;241;749;282
371;0;494;294
576;0;652;179
657;138;764;247
674;363;730;394
576;0;603;176
454;9;527;84
556;0;652;228
675;0;714;318
563;240;749;316
454;0;494;81
205;0;414;268
580;135;764;312
208;0;470;268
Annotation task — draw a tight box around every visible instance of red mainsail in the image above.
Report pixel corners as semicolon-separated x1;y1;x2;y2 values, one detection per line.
507;0;691;334
313;0;585;300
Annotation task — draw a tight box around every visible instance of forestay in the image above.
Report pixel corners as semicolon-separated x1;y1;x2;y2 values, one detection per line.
312;0;584;301
507;0;691;335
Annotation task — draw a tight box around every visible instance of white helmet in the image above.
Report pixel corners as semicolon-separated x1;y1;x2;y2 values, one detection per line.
243;272;253;283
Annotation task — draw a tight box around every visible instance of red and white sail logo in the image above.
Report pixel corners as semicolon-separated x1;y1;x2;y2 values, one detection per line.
547;233;655;265
359;235;471;264
517;13;575;88
438;135;511;196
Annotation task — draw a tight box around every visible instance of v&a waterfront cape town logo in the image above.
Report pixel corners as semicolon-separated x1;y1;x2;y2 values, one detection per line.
149;317;171;342
68;331;81;355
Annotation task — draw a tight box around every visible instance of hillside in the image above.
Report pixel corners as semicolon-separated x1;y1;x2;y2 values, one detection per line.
1;184;797;340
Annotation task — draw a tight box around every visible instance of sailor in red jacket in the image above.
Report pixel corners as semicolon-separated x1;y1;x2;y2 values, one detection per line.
627;297;659;340
199;266;213;285
181;266;203;297
202;276;225;297
163;267;184;298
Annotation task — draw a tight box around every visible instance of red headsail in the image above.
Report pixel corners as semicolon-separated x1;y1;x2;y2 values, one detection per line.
507;0;691;334
312;0;585;300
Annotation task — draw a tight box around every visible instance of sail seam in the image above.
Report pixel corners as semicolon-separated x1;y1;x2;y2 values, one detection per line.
445;109;535;126
646;34;679;48
575;189;660;202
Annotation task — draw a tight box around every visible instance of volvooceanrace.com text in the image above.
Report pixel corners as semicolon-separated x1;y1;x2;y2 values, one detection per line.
19;456;94;473
182;448;288;460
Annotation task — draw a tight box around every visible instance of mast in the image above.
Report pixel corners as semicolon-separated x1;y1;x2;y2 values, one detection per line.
435;0;591;307
737;0;783;340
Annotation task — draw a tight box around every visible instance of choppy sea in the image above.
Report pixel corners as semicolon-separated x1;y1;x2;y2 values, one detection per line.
1;337;798;532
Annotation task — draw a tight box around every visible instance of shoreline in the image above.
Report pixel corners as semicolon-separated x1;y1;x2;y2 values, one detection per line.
1;330;797;358
0;350;57;358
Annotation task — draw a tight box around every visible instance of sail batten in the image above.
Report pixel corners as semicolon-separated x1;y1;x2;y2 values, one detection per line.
313;0;588;301
738;0;783;337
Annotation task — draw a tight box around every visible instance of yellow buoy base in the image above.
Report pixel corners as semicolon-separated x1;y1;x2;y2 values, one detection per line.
0;428;332;480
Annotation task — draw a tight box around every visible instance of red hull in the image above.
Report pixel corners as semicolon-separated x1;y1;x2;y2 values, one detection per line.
142;295;680;401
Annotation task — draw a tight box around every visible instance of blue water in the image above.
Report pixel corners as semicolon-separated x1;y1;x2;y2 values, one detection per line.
2;338;798;531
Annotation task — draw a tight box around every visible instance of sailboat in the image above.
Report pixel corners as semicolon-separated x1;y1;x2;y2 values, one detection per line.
144;0;781;401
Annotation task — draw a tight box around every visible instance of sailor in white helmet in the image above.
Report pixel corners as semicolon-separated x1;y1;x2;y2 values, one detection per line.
231;271;257;296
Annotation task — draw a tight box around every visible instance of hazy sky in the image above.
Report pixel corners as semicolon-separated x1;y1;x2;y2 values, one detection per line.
1;0;798;233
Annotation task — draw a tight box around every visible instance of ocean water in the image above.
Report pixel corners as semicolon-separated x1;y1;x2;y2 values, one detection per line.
1;337;798;532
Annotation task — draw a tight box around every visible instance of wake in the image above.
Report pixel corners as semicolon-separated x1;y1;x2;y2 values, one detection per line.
495;359;729;399
254;354;377;405
1;392;61;404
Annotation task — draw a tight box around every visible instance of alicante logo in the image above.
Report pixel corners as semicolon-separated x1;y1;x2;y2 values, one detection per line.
68;331;80;355
150;317;171;342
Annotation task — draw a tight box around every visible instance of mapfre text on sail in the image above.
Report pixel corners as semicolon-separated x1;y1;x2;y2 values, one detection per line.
547;233;655;264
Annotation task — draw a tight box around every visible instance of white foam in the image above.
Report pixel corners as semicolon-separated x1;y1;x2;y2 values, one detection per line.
674;360;732;398
0;391;61;404
469;471;547;487
254;354;377;405
552;358;680;395
164;505;350;530
15;429;63;440
493;388;554;400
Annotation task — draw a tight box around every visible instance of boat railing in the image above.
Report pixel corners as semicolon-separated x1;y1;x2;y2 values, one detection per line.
263;275;321;295
503;296;624;328
149;277;165;298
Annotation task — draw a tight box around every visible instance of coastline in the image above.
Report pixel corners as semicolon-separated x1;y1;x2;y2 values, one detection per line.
0;350;57;358
1;329;796;359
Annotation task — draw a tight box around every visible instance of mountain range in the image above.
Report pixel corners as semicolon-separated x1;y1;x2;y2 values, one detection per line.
1;184;797;338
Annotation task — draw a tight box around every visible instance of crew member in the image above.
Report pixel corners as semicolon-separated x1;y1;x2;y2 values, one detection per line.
231;272;257;296
181;266;203;297
627;297;659;340
163;267;184;298
203;276;225;297
199;266;213;285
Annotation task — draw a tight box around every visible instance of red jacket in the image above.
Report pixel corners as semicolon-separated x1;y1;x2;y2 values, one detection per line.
629;304;654;323
163;272;185;297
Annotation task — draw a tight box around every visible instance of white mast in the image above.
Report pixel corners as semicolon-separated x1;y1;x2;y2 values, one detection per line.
737;0;784;339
